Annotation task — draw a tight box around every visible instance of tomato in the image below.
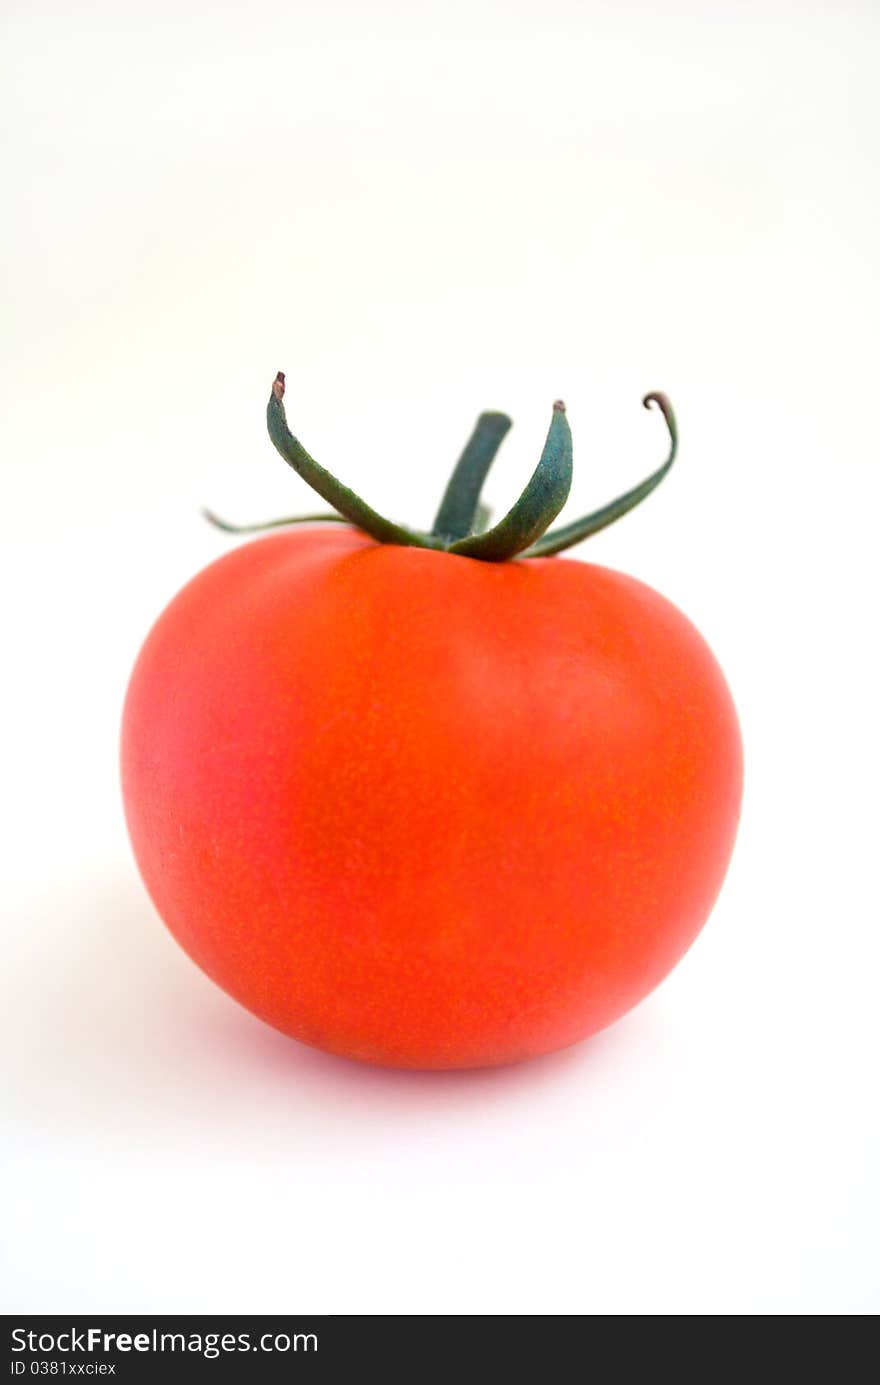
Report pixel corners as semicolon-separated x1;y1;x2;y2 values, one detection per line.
121;526;741;1069
121;377;742;1068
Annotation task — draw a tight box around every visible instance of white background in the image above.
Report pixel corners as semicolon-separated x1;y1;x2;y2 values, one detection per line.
3;0;878;1315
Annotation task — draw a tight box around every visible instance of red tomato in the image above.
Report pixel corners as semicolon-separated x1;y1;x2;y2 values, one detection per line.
121;525;742;1068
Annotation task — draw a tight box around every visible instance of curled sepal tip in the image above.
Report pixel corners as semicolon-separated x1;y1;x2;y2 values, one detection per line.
523;391;678;558
448;401;572;561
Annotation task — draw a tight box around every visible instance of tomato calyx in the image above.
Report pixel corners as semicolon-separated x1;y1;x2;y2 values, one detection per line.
204;372;678;562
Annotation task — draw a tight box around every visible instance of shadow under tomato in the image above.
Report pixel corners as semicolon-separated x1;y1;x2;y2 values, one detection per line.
11;867;665;1156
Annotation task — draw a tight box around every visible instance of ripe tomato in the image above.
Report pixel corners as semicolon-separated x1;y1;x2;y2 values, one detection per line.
121;524;742;1069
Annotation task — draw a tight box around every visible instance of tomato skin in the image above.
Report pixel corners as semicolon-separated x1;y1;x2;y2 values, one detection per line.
121;527;742;1069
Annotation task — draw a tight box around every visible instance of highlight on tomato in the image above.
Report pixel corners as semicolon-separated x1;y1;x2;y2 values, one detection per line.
121;373;743;1069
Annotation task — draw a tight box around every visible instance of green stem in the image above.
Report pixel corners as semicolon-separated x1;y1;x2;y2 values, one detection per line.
523;392;677;558
266;373;441;550
212;373;675;563
431;411;512;541
449;403;572;561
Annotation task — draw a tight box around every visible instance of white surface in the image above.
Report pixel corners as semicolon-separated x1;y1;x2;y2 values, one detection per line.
3;0;879;1316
